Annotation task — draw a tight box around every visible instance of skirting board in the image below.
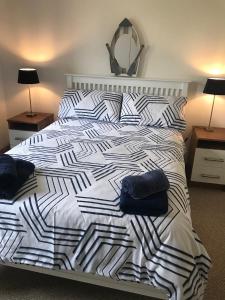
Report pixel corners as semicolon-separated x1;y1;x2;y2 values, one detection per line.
2;263;168;299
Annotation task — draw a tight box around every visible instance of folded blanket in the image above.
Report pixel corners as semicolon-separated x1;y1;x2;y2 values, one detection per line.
0;154;17;188
0;156;35;200
120;189;168;216
122;169;170;200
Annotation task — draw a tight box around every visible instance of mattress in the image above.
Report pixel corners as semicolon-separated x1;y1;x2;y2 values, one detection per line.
0;118;211;300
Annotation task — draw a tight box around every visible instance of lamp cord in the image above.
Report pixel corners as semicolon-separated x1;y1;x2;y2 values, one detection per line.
207;94;216;130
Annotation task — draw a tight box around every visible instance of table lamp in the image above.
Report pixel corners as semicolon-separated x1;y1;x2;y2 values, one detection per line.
18;68;40;117
203;77;225;131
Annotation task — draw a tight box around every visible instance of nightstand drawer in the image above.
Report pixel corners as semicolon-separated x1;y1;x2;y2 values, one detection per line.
188;127;225;187
8;112;54;149
9;129;36;147
191;165;225;185
193;148;225;168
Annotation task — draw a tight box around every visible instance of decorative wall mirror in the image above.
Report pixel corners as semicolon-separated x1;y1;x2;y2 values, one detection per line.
106;18;144;77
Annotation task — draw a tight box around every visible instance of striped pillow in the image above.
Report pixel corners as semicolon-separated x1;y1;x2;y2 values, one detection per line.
120;92;187;131
58;89;122;123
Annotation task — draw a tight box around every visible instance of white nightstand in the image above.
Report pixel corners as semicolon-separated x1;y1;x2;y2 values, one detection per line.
188;126;225;186
7;112;54;148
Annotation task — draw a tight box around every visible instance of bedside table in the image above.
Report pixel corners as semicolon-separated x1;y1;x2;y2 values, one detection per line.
188;126;225;186
7;112;54;148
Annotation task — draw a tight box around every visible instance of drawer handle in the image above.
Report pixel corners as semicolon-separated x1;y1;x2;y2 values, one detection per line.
14;137;25;141
204;157;224;163
201;174;221;179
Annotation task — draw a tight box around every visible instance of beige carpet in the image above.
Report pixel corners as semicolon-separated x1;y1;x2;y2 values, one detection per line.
0;186;224;300
189;186;225;300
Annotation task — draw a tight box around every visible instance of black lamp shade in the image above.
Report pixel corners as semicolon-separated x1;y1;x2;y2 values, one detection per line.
18;68;39;84
203;78;225;95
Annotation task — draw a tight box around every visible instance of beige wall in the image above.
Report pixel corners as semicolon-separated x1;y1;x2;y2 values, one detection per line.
0;0;225;145
0;62;8;149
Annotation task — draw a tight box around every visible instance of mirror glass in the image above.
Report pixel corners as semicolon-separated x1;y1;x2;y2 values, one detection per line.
114;34;139;71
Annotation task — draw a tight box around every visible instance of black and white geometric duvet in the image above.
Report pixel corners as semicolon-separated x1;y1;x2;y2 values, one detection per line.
0;118;211;300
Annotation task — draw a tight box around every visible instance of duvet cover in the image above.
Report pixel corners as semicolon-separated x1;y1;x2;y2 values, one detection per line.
0;118;211;300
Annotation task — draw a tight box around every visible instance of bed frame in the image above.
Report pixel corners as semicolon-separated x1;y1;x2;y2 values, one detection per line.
3;74;190;300
65;73;189;97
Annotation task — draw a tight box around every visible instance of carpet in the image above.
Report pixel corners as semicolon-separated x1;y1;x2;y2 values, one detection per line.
189;186;225;300
0;186;224;300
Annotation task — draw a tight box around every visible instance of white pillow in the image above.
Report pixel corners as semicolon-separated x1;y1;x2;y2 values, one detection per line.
120;92;187;131
58;89;122;123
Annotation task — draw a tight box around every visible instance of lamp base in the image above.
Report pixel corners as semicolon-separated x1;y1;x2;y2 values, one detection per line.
26;112;37;117
204;127;214;132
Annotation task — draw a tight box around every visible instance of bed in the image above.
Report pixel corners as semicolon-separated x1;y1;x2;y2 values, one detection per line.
0;74;211;300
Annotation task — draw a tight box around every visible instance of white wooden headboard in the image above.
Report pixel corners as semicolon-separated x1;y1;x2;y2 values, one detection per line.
65;74;190;97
